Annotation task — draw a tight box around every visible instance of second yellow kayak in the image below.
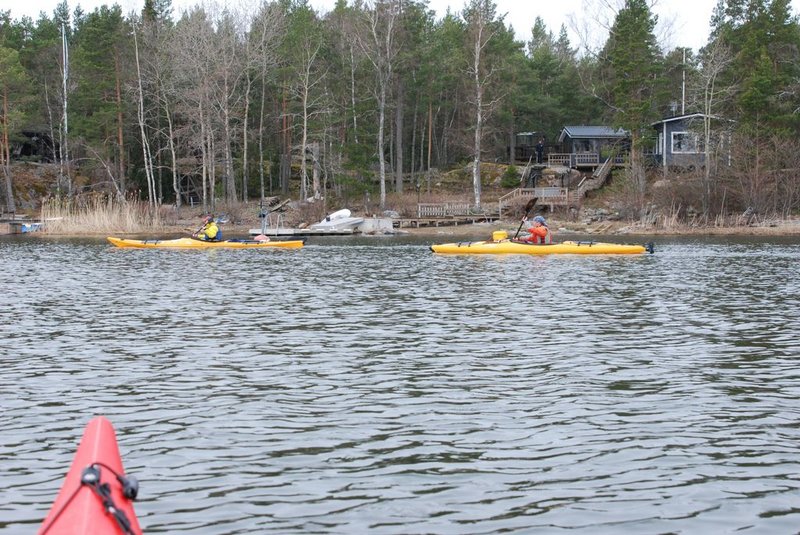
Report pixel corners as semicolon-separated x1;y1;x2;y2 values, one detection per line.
107;237;305;249
431;239;653;255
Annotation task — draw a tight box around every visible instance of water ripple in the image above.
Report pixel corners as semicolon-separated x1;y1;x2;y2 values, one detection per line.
1;235;800;533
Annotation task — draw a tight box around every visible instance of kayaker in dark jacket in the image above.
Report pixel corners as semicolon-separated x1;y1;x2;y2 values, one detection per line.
196;215;222;241
519;215;552;244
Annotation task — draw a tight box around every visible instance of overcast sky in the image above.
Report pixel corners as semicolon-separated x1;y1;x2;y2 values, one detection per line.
7;0;800;53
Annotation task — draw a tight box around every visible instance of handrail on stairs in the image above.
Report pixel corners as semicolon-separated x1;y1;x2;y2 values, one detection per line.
499;187;571;218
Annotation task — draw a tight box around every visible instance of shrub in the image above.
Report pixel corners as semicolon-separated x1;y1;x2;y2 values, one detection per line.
500;165;520;188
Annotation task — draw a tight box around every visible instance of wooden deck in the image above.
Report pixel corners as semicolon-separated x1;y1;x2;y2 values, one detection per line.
547;153;626;168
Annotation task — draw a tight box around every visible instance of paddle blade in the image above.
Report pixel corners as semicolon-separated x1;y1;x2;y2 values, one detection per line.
524;197;538;212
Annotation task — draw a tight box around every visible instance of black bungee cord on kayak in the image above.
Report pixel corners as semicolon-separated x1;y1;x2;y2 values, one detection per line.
80;464;137;534
39;463;139;535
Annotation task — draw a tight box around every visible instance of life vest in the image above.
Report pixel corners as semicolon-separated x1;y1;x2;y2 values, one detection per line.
537;227;552;244
528;224;551;244
200;222;221;241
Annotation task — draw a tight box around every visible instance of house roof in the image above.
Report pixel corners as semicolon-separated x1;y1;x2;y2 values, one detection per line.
558;126;629;142
651;113;731;126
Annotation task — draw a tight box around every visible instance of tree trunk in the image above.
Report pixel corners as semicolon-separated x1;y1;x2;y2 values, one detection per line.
377;83;387;210
222;77;237;203
394;80;403;194
133;28;155;209
242;73;251;202
200;100;208;210
471;29;483;210
350;46;359;144
281;90;290;196
2;90;16;213
60;23;71;197
427;101;432;193
508;119;515;165
258;75;266;201
114;47;126;194
300;66;311;200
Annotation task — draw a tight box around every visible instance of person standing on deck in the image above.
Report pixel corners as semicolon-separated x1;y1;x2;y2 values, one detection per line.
518;215;552;244
535;138;545;164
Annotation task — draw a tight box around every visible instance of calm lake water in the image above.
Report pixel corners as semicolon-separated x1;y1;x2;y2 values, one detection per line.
2;231;800;534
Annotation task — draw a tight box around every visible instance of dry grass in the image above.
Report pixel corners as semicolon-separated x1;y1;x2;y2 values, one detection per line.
41;195;169;235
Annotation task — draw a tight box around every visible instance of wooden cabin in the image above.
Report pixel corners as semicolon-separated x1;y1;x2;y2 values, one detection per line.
551;126;629;169
509;131;547;162
651;113;732;171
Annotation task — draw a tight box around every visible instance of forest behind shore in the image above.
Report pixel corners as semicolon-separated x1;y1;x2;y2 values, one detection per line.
1;0;799;228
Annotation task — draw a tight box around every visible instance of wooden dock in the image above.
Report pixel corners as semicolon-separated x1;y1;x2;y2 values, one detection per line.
397;202;500;228
0;215;43;235
249;217;395;236
395;214;499;228
248;227;357;236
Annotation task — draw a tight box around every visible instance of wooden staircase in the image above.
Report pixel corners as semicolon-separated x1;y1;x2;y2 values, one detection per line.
498;187;570;218
575;156;615;198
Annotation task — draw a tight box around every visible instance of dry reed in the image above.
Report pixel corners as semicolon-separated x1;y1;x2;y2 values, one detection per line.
40;195;168;235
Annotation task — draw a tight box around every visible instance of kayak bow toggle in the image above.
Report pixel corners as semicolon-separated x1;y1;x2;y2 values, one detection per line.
80;464;138;534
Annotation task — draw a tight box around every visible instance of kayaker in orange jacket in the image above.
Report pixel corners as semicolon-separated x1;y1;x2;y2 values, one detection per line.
519;215;552;244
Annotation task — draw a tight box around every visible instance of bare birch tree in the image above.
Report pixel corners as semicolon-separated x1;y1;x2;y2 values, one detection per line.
463;0;500;210
136;1;184;209
132;25;157;209
357;0;401;210
249;2;285;202
284;3;328;201
692;40;735;220
210;10;247;203
326;2;369;198
171;8;217;210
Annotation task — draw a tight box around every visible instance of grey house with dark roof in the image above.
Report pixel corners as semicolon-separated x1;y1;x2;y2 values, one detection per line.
651;113;733;170
551;126;630;168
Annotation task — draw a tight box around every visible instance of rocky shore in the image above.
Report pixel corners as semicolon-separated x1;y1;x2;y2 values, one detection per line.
396;220;800;238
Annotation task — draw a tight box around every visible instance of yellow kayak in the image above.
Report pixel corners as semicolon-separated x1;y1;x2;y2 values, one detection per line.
431;237;653;255
107;237;304;249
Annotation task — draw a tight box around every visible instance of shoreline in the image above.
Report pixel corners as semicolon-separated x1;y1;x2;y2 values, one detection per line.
392;219;800;238
13;217;800;238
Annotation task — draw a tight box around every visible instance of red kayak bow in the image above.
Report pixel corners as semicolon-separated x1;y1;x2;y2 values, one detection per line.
38;416;142;535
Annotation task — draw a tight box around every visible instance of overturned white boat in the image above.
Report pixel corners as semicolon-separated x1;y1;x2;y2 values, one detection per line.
309;209;364;232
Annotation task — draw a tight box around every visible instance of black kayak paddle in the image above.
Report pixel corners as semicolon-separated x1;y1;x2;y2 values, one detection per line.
512;197;538;241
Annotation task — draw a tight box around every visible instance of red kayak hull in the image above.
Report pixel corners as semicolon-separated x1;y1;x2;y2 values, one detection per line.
38;416;142;535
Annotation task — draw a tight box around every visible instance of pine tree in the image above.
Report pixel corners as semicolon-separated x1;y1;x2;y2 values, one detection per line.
0;45;31;212
597;0;664;210
710;0;800;135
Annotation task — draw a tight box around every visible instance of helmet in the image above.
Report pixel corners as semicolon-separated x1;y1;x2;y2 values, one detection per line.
532;215;546;225
204;214;214;223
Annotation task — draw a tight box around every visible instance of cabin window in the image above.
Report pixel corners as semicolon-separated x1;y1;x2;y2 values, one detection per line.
671;132;699;154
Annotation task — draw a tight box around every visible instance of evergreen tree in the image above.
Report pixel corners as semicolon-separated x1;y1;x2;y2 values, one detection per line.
71;5;132;195
428;12;467;168
600;0;663;135
0;45;31;212
597;0;664;209
711;0;800;136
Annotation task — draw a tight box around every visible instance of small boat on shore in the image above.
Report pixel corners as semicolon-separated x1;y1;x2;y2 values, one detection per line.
431;231;653;255
309;209;364;233
38;416;141;535
107;237;304;249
